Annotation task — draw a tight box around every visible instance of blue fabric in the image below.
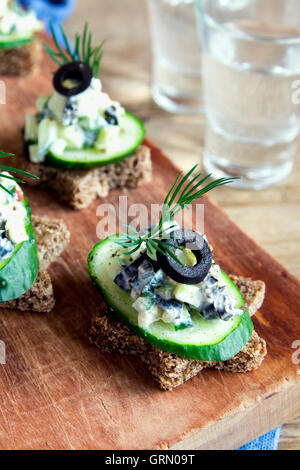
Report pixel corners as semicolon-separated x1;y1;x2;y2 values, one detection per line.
238;426;282;450
19;0;76;45
18;0;281;452
19;0;76;26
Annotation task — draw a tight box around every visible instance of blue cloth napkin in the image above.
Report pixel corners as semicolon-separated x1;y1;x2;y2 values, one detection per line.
19;0;76;46
238;426;282;450
20;0;282;452
19;0;76;38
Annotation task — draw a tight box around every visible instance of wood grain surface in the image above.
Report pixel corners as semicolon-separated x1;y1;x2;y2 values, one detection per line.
0;141;299;449
64;0;300;448
0;38;299;448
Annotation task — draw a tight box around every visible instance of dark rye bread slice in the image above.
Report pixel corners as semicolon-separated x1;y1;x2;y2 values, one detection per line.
0;216;70;313
90;277;267;390
18;145;152;209
1;270;55;313
229;275;265;317
31;216;70;271
0;40;41;76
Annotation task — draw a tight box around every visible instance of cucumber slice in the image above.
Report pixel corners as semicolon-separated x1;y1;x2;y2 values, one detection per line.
28;144;39;163
36;95;49;113
174;284;202;308
47;91;67;122
38;118;60;159
49;139;67;158
0;34;33;49
60;125;85;150
173;304;193;330
221;269;245;308
94;126;119;151
0;197;39;302
45;112;146;169
25;114;39;142
87;236;253;361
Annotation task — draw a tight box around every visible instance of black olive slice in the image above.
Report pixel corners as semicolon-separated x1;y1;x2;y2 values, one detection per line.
114;254;158;294
104;106;119;126
53;61;93;97
156;229;212;285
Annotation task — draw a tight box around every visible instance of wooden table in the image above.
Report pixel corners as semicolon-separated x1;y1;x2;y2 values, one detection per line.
65;0;300;450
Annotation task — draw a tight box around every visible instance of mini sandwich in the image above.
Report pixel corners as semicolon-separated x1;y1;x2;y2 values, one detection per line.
88;167;267;390
0;150;69;313
22;23;151;209
0;0;43;76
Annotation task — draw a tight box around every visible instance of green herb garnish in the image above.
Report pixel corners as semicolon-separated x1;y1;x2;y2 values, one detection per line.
44;21;105;77
0;151;38;195
116;166;238;265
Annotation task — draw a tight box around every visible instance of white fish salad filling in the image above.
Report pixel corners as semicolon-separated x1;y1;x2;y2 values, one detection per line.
0;1;43;37
0;172;28;260
25;77;125;163
114;241;244;330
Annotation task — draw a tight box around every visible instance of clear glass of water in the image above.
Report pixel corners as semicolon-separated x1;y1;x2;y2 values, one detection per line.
195;0;300;189
147;0;203;114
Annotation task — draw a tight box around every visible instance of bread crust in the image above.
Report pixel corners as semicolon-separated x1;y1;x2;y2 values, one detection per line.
18;145;152;209
32;216;70;271
0;39;41;76
90;277;267;390
0;216;69;313
1;270;55;313
229;275;265;317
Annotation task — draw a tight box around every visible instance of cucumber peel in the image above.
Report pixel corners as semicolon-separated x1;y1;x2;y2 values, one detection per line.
43;112;145;170
87;235;253;362
0;34;33;49
0;197;39;302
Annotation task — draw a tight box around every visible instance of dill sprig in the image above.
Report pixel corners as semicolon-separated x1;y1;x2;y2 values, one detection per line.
0;151;38;195
44;21;105;77
116;166;239;265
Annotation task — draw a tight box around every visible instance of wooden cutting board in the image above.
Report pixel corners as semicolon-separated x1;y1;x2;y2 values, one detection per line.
0;36;299;450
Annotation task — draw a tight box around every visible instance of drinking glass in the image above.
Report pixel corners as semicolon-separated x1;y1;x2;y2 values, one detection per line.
195;0;300;189
147;0;203;114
